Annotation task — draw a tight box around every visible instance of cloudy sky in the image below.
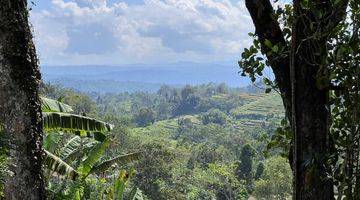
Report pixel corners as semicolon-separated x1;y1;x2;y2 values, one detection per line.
29;0;255;66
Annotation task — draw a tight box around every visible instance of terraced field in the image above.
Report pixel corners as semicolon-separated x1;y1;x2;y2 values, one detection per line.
131;92;284;143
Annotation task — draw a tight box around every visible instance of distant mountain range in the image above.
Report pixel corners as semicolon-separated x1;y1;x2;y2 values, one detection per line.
41;63;251;93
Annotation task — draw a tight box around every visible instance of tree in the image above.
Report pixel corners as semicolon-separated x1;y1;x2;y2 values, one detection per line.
0;1;45;199
134;142;176;200
253;156;292;200
236;144;255;193
241;0;350;198
216;83;228;94
201;109;228;125
254;162;264;180
173;85;200;115
328;2;360;198
134;107;156;127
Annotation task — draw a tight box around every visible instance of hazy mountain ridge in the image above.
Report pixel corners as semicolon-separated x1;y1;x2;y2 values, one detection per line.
41;63;251;93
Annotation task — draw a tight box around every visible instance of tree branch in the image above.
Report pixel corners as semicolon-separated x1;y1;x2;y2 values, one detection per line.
245;0;292;121
328;0;350;29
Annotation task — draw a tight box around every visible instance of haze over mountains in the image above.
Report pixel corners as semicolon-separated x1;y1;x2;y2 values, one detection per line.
41;63;251;93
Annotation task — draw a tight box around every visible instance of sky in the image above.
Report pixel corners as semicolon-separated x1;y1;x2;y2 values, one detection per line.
29;0;255;66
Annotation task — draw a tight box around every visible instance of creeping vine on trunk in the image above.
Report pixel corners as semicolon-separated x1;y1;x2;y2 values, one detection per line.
0;1;45;199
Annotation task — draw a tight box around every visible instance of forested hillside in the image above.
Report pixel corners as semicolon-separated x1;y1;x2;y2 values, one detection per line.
36;82;292;199
0;0;358;199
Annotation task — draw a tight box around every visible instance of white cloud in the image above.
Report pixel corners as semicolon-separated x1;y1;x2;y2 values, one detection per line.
30;0;253;65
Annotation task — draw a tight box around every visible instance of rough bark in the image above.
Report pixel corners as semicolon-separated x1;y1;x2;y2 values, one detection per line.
291;0;349;199
290;5;333;198
245;0;349;199
0;1;45;199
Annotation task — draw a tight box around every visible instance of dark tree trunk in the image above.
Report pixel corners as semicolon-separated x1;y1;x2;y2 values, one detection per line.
291;11;333;199
290;0;349;198
245;0;349;199
0;1;45;199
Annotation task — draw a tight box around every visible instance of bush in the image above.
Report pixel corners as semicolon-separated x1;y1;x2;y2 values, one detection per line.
134;107;156;127
201;109;228;125
253;156;292;199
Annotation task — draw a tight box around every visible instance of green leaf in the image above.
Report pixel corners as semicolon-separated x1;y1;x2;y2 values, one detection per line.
78;137;111;176
263;78;272;86
41;97;73;113
114;170;128;200
114;169;135;200
90;152;141;174
264;39;272;48
60;136;98;163
43;132;62;154
272;45;279;53
44;150;78;180
43;112;113;141
127;187;144;200
248;32;254;37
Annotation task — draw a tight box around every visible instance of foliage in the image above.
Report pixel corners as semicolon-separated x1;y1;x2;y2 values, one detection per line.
0;130;8;199
327;1;360;198
39;97;141;199
239;0;359;197
236;144;255;193
133;142;176;200
173;85;201;115
191;163;249;200
253;156;292;200
201;109;228;125
38;83;291;199
134;108;156;127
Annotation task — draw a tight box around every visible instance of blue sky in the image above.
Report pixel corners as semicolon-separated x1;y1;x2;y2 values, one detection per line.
29;0;255;65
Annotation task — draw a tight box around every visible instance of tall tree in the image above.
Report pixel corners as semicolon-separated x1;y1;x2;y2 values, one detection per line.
241;0;349;199
237;144;254;193
0;1;45;199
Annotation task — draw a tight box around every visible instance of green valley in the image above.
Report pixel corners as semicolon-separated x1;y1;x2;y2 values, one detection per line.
36;82;292;199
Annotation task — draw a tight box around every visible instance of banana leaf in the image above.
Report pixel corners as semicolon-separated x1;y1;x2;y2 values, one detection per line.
90;152;141;174
41;97;73;113
60;136;97;163
43;132;62;154
44;150;78;180
78;137;111;176
114;170;129;200
43;112;113;141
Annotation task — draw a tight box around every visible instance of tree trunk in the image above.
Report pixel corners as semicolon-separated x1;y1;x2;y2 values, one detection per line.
291;23;333;199
0;1;45;199
245;0;349;199
290;0;346;198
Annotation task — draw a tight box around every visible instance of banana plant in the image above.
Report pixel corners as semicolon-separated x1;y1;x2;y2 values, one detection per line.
41;97;141;199
41;97;112;142
104;169;144;200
